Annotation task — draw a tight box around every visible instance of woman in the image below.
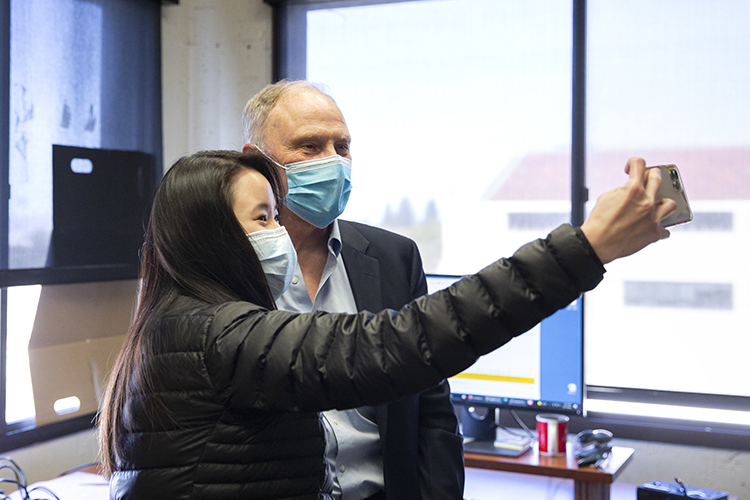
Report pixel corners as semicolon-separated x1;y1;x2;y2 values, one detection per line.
99;151;672;500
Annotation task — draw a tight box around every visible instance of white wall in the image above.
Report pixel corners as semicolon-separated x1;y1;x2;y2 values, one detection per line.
4;2;750;499
161;0;273;167
1;429;100;486
615;438;749;497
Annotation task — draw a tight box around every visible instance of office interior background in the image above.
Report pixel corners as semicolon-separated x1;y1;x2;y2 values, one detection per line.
1;0;749;497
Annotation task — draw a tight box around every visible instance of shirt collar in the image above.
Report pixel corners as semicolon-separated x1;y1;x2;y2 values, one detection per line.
328;220;343;258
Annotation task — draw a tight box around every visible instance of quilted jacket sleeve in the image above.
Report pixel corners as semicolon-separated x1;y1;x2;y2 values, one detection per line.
203;224;604;415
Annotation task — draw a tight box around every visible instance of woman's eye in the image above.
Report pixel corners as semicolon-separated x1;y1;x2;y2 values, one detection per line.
257;214;268;222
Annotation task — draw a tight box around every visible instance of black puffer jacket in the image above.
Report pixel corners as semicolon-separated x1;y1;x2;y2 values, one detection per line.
108;224;604;500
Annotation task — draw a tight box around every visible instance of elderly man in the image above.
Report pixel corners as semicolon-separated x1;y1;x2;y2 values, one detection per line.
242;80;465;500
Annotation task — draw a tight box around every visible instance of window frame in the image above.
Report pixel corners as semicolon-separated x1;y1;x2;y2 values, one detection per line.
266;0;750;451
0;0;163;451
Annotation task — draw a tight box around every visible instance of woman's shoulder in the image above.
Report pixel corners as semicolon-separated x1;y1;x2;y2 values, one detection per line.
163;297;266;321
154;297;264;331
208;301;267;322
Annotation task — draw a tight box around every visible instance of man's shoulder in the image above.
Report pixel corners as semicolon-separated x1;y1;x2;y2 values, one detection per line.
338;219;416;246
338;219;426;301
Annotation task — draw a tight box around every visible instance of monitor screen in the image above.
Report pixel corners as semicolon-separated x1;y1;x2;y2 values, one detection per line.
426;274;583;416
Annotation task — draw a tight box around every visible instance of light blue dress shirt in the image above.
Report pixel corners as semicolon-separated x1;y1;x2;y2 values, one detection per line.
276;220;384;500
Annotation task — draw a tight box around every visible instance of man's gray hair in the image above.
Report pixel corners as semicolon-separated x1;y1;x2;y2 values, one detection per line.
242;79;332;148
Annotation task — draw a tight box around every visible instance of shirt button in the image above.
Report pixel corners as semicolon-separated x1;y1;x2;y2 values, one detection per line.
340;465;346;473
292;277;299;285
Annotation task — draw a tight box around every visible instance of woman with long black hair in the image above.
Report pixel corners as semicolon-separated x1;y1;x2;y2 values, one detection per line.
99;151;673;500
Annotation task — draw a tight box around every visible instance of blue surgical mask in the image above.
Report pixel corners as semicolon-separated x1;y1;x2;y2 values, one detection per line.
280;155;353;228
246;226;298;300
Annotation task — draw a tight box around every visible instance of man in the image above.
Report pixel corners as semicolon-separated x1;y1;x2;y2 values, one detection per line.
242;80;465;500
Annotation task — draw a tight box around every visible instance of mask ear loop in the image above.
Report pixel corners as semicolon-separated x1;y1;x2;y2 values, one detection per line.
252;147;290;226
254;147;287;170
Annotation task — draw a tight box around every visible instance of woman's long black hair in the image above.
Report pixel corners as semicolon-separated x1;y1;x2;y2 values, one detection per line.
99;150;284;476
140;150;282;310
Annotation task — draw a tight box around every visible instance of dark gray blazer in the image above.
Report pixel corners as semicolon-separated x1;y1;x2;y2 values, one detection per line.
339;220;465;500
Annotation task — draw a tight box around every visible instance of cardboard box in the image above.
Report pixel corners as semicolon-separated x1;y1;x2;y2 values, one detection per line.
28;279;138;426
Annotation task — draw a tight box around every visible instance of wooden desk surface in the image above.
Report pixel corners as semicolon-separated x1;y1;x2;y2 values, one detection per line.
465;443;635;484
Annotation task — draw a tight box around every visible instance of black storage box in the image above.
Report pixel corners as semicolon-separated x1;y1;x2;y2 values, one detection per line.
637;480;728;500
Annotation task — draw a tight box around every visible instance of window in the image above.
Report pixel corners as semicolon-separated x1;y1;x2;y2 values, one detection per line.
277;0;573;270
0;0;162;451
270;0;750;448
584;0;750;432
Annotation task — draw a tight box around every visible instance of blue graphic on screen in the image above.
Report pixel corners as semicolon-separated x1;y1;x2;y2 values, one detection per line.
540;299;582;407
426;275;583;415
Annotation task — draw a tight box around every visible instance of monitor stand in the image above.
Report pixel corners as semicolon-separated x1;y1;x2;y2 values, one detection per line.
460;405;533;457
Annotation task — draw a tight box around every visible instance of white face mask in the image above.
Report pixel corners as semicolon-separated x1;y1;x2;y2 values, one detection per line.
246;226;298;300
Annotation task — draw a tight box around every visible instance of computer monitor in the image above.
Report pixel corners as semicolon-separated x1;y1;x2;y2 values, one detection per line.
426;274;583;450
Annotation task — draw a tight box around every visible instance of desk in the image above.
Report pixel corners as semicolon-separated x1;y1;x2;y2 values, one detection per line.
465;443;634;500
8;461;739;500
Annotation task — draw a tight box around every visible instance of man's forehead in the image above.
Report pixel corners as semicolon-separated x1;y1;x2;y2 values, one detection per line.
275;88;340;118
268;88;349;140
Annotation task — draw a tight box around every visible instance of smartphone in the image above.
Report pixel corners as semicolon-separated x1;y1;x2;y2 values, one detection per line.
647;164;692;227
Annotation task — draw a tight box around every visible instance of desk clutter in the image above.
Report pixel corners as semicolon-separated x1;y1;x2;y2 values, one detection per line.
573;428;613;468
0;458;107;500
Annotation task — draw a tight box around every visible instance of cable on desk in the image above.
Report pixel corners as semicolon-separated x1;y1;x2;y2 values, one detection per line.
509;409;536;440
0;457;61;500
